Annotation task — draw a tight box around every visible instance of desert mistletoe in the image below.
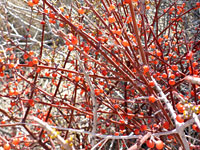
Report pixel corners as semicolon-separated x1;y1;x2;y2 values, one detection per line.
0;0;199;149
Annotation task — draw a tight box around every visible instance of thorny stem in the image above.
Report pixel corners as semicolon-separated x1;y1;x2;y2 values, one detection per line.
152;77;190;150
76;52;98;148
129;1;147;66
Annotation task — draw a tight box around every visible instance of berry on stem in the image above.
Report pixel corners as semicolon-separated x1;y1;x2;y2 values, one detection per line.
3;143;11;150
143;65;149;74
176;115;184;123
149;95;156;103
146;140;155;148
163;121;170;129
156;140;164;149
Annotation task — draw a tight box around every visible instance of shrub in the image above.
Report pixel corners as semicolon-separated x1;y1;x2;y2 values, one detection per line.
0;0;199;149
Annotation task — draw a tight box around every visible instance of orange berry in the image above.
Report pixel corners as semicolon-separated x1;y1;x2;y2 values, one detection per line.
162;73;167;78
171;65;178;71
28;1;34;7
59;23;65;28
44;9;48;13
59;7;64;12
75;76;80;82
186;51;193;60
40;21;45;25
122;40;129;47
29;51;34;56
197;2;200;7
52;73;57;78
119;119;125;124
124;0;131;3
163;121;170;129
68;45;74;51
109;4;115;11
149;95;156;103
45;72;50;77
146;5;150;10
101;67;107;76
12;138;20;145
169;79;175;85
148;81;155;87
167;135;173;140
176;103;184;113
170;74;175;79
114;132;119;136
164;34;168;39
151;44;156;49
140;125;147;131
28;99;34;107
32;0;39;4
8;63;14;69
143;65;149;74
94;89;100;96
1;120;6;124
116;29;122;36
192;124;197;131
23;53;29;60
24;142;29;146
176;115;184;123
192;62;198;67
68;73;73;78
114;104;119;109
78;8;85;14
71;36;78;45
156;140;164;149
146;140;155;148
108;16;116;23
134;129;140;135
3;143;11;150
32;58;38;65
156;50;162;56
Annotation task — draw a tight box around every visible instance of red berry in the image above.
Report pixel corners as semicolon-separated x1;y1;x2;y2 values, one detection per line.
171;65;178;71
140;125;147;131
134;129;140;135
75;76;80;82
146;140;155;148
78;8;85;14
40;21;45;24
108;16;116;23
176;115;184;123
192;124;200;132
149;81;155;87
124;0;131;4
68;73;73;78
12;138;20;145
52;73;57;78
186;51;193;60
156;140;164;149
169;79;175;85
68;45;74;51
32;57;38;65
3;143;11;150
162;73;167;78
114;104;119;109
94;89;100;96
28;99;34;107
122;40;129;47
163;121;170;129
149;95;156;103
196;2;200;7
176;103;184;113
32;0;39;4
